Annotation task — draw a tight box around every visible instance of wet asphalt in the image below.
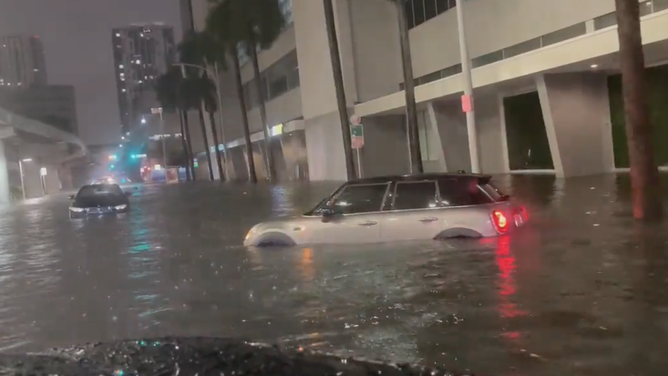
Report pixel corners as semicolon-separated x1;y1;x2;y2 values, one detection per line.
1;174;668;376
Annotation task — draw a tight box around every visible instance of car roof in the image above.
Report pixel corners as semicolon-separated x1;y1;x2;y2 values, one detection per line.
346;172;491;185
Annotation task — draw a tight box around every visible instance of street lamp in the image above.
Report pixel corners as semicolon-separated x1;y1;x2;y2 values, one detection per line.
455;0;480;173
18;158;32;201
173;62;229;179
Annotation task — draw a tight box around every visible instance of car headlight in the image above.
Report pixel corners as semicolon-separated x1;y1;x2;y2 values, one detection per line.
114;204;127;210
245;227;257;241
69;207;84;212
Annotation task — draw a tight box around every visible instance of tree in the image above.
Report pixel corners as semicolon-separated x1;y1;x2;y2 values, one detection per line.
615;0;662;220
391;0;423;174
201;71;226;181
322;0;356;180
179;32;215;181
206;0;286;182
186;28;258;184
155;67;195;180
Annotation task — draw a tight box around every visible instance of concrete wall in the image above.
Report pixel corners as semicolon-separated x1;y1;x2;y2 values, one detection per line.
536;72;614;177
359;115;411;178
426;94;505;175
407;0;615;79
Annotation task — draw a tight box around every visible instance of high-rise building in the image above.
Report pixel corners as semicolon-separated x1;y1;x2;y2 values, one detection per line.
111;24;176;135
0;35;47;87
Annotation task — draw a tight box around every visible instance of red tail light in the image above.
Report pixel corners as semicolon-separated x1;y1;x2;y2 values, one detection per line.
520;206;528;220
491;210;508;233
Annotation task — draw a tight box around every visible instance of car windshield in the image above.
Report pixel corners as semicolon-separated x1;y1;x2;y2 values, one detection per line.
76;184;123;197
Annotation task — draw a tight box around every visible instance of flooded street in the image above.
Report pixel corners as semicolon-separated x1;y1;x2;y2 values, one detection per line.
1;174;668;375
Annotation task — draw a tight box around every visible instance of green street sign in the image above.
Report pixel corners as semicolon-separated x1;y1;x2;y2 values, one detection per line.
351;124;363;138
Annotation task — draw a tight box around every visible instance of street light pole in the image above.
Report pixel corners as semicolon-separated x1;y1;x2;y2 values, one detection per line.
18;158;30;201
455;0;480;173
213;62;229;179
159;108;167;169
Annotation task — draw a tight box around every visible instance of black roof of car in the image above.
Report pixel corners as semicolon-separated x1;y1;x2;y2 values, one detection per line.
346;172;491;185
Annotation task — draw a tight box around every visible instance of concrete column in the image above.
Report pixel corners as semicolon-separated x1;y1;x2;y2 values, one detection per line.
536;72;614;178
0;139;10;204
43;165;61;194
431;100;472;172
357;115;410;178
425;102;447;172
294;0;353;181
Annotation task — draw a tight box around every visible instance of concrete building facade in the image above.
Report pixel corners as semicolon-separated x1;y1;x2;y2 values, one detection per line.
0;35;47;88
189;0;668;182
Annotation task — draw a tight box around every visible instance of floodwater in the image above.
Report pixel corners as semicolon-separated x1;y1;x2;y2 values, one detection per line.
1;174;668;376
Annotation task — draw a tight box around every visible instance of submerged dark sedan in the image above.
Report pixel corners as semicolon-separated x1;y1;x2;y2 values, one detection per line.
69;183;131;218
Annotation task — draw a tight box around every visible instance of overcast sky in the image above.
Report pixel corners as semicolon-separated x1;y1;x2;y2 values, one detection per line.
0;0;182;145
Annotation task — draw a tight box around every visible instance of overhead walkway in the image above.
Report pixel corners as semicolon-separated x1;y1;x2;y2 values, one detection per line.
0;106;88;204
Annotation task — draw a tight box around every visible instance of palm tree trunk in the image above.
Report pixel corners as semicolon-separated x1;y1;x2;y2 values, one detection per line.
182;110;197;181
179;109;193;181
232;51;258;184
248;30;276;182
395;0;424;174
323;0;356;181
198;106;215;181
615;0;662;220
208;110;225;181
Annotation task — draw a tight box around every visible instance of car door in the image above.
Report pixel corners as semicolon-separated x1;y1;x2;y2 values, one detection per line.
308;183;390;244
379;180;441;242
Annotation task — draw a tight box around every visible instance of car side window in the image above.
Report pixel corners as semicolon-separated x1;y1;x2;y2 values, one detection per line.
393;181;438;210
330;183;388;214
439;179;493;206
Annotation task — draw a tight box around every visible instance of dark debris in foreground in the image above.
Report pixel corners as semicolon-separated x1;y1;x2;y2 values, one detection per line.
0;337;476;376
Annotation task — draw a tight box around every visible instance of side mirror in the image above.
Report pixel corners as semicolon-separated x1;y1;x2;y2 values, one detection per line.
68;194;75;200
134;186;139;190
321;206;342;222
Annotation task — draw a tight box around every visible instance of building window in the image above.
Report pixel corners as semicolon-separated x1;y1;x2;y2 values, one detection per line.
405;0;455;29
242;49;300;110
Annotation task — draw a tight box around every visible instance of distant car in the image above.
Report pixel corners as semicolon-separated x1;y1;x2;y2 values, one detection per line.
69;183;131;218
90;176;132;185
243;173;528;247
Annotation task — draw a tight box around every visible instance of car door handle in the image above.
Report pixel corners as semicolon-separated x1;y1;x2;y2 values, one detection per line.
358;221;378;227
419;217;439;223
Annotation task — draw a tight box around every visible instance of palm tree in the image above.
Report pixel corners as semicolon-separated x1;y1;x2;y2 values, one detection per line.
179;32;215;181
206;0;286;182
391;0;423;174
180;29;258;183
614;0;662;220
155;67;195;180
200;71;226;181
322;0;356;180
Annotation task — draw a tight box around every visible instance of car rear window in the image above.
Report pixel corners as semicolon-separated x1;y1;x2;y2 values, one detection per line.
77;184;123;197
438;178;495;206
479;182;508;201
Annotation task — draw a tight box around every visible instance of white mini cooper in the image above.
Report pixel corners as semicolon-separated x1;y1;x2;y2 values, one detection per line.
244;173;527;247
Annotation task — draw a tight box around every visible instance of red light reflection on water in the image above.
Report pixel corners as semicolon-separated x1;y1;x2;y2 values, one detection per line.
495;235;527;319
